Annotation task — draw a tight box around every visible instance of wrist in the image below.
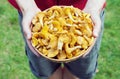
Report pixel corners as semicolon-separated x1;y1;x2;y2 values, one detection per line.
83;0;106;14
16;0;40;14
83;8;100;14
23;6;40;14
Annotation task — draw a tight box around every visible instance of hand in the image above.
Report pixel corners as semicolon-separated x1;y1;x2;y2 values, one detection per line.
16;0;41;56
22;8;40;39
22;8;41;56
82;0;106;57
83;9;101;37
83;0;106;37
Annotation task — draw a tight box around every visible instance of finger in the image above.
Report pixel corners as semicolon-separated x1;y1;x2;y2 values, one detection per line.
22;15;32;39
91;14;101;37
22;15;40;57
93;17;101;37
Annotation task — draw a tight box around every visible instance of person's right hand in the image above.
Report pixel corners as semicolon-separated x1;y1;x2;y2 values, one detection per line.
22;8;40;39
22;8;41;56
16;0;41;56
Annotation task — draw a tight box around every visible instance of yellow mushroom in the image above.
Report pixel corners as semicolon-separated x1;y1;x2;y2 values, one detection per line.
74;49;85;56
50;6;63;16
38;38;44;46
66;53;73;59
58;17;77;27
66;18;73;24
38;47;42;52
64;6;79;23
82;37;89;49
77;36;83;45
41;39;49;46
85;24;92;37
74;29;82;35
79;24;92;37
57;40;63;50
57;34;71;50
32;22;41;32
47;34;58;49
40;24;50;39
42;47;48;56
65;43;81;54
49;10;60;19
49;11;56;19
74;8;82;17
37;12;45;27
70;33;77;47
84;35;94;46
64;7;74;22
52;20;62;32
32;32;39;38
58;17;66;26
69;26;82;35
47;49;59;58
57;50;66;59
46;9;53;17
32;15;38;25
77;36;89;49
31;37;39;47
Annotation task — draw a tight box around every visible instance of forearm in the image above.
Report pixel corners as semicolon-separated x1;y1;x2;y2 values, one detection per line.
15;0;40;14
84;0;106;14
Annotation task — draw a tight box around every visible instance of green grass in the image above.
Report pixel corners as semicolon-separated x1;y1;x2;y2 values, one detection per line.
0;0;120;79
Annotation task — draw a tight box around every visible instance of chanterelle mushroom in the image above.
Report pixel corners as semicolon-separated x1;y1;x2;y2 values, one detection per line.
31;37;39;47
47;49;59;58
40;24;50;39
52;20;62;32
57;50;66;59
57;33;71;50
37;12;45;26
50;6;63;16
69;33;77;47
65;43;81;54
32;22;42;32
47;34;58;49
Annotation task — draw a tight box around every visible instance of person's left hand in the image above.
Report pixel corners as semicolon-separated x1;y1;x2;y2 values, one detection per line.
83;9;101;38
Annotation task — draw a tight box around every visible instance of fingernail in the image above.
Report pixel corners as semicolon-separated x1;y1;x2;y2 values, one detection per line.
93;31;98;37
27;34;31;39
94;34;98;37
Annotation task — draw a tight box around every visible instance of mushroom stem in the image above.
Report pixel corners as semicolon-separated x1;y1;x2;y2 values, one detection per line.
65;43;81;54
57;41;63;50
37;12;45;27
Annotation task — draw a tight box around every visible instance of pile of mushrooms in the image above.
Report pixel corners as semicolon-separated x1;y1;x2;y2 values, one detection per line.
31;6;94;59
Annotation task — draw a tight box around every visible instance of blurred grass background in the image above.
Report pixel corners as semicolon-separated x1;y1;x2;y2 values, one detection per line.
0;0;120;79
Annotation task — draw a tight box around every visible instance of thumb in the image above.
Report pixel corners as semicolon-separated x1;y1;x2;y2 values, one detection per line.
91;14;101;37
22;15;32;39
